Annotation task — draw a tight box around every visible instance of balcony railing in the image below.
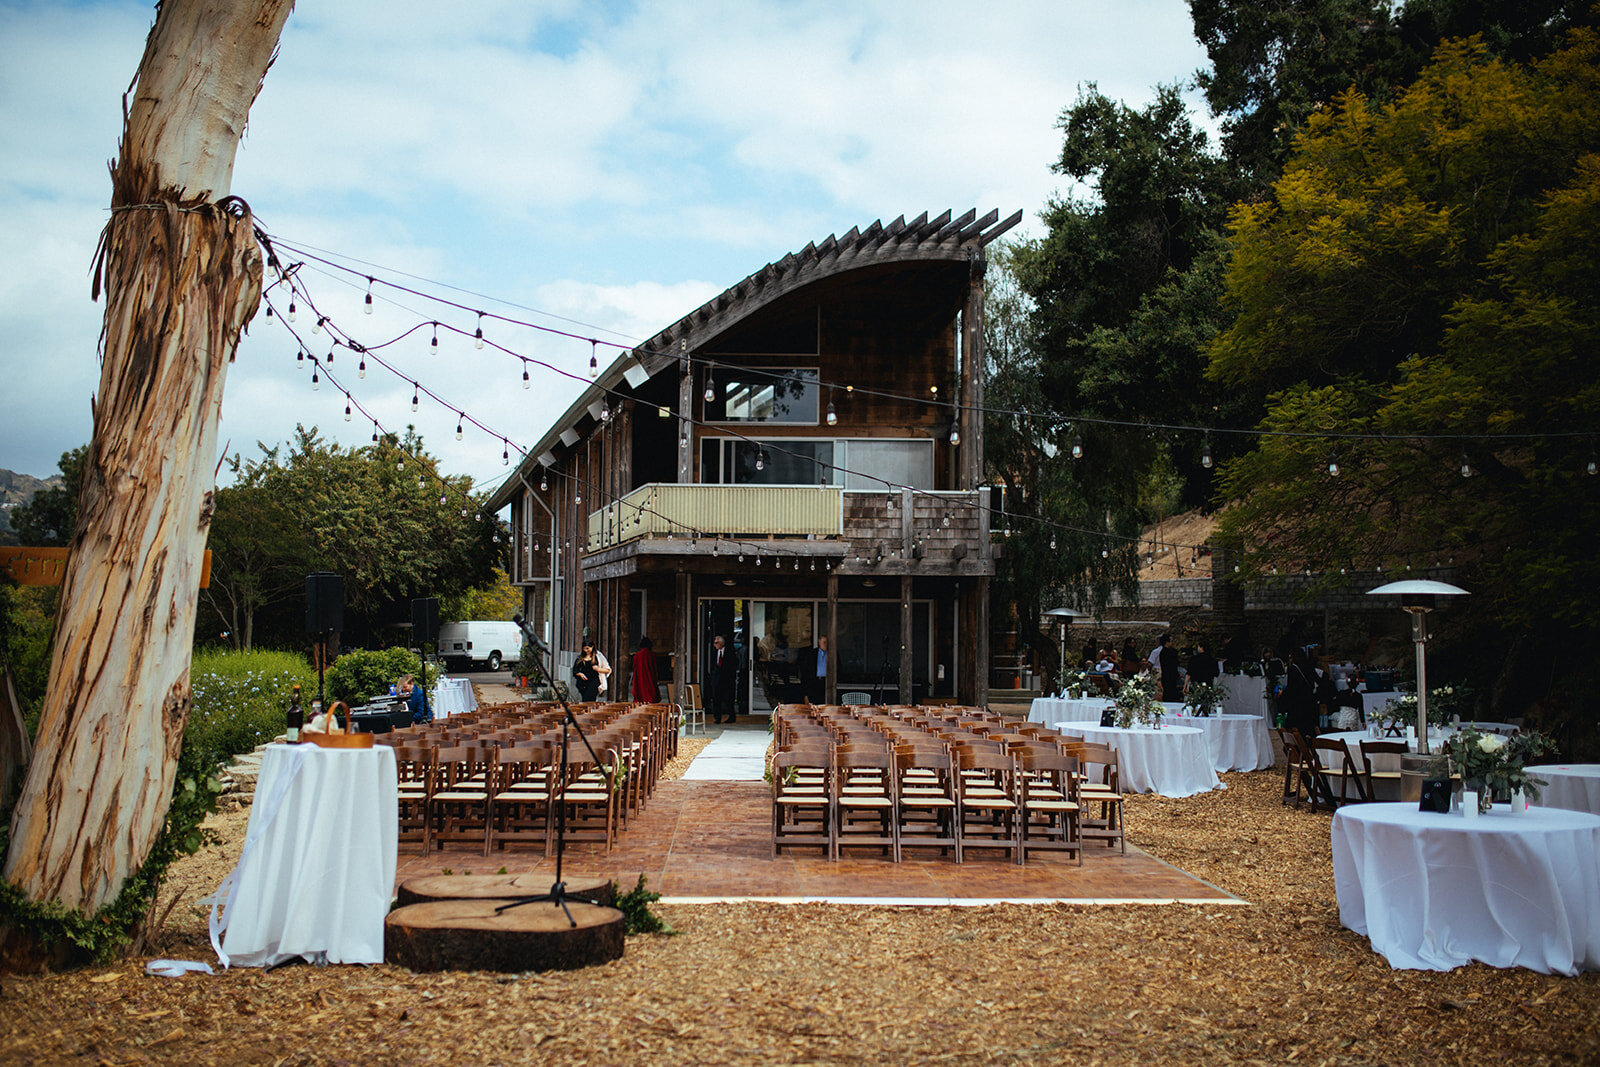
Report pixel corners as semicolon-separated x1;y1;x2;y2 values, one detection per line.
587;483;844;550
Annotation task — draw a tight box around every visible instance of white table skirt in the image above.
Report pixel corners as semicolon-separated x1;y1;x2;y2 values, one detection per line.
1055;724;1222;797
432;677;478;717
210;745;398;968
1028;697;1112;724
1161;712;1273;772
1528;765;1600;816
1331;802;1600;974
1216;675;1268;719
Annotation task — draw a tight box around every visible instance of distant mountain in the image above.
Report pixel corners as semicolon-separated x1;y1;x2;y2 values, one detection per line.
0;467;63;545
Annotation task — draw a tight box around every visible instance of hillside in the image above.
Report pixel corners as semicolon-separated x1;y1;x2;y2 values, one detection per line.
0;466;63;544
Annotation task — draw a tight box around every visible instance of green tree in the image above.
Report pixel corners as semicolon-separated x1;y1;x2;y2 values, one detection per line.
8;447;87;546
1206;28;1600;711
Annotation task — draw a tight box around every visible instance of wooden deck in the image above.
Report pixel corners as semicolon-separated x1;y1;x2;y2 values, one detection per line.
395;778;1242;905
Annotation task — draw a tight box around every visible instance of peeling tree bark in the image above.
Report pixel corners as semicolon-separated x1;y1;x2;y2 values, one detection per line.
3;0;293;915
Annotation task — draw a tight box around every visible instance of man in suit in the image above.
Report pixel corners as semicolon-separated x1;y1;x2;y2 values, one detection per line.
802;635;828;704
1157;632;1184;703
705;634;738;725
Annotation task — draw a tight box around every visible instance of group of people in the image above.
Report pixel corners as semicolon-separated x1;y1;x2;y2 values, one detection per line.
568;636;666;706
1079;632;1219;703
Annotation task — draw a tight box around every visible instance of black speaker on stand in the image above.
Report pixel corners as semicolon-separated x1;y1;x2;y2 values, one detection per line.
305;573;344;710
412;597;438;723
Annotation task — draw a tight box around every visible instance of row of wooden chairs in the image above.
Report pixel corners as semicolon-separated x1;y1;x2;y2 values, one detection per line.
1279;729;1410;811
770;704;1126;863
377;700;680;854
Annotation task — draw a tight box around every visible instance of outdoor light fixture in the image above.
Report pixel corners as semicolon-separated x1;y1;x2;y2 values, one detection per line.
522;366;530;389
704;381;715;403
826;402;838;426
364;277;374;314
1327;452;1340;477
1072;434;1083;460
1460;452;1473;478
1366;579;1469;756
1201;434;1212;469
948;421;961;445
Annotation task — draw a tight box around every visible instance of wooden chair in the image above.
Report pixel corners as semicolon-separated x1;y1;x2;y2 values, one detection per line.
833;749;898;861
485;747;556;855
893;748;958;860
425;744;492;852
551;745;620;855
1312;736;1369;806
953;748;1018;863
1359;739;1409;802
1074;741;1125;854
683;684;707;736
1276;728;1314;808
772;750;833;857
1015;748;1082;866
394;744;435;851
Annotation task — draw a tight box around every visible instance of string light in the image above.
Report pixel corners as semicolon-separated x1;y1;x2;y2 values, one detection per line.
1071;433;1083;460
503;441;510;466
296;348;304;363
1201;433;1212;469
359;357;367;378
1461;452;1473;478
313;315;325;335
344;403;352;422
948;420;960;445
310;368;319;390
1327;451;1339;477
826;402;837;426
600;398;610;421
411;384;419;412
704;379;715;403
589;341;598;379
522;363;530;390
456;416;464;441
539;472;548;492
474;313;484;350
287;299;296;323
364;276;374;314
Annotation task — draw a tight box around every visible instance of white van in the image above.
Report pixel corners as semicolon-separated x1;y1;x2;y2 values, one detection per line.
437;620;523;672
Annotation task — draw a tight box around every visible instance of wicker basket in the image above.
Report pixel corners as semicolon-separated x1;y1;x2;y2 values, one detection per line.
304;701;375;749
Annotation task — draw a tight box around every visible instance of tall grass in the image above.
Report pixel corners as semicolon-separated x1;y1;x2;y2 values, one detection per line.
186;648;315;769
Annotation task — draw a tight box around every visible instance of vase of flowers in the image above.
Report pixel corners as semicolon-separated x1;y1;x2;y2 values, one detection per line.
1184;680;1223;718
1114;673;1162;729
1444;727;1555;815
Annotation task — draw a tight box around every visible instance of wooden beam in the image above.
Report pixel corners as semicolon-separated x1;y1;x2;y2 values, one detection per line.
957;208;999;241
981;208;1024;245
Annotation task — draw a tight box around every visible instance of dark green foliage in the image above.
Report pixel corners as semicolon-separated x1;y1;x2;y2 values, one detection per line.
8;447;87;546
324;646;439;706
612;873;674;936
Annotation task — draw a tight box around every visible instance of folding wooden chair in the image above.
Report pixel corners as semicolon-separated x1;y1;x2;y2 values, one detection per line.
1074;741;1125;854
1359;739;1409;802
833;748;898;861
772;749;833;857
954;748;1018;863
1015;748;1082;866
893;747;958;860
1311;736;1369;806
485;746;556;855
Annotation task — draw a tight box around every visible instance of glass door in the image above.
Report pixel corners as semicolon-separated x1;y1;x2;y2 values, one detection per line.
748;601;818;714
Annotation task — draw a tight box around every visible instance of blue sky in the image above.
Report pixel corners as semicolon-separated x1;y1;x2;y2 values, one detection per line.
0;0;1215;494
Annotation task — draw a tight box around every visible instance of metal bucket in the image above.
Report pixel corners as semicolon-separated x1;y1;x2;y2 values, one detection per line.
1400;752;1452;803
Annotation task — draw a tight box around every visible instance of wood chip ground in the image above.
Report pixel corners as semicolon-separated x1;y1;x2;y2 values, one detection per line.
3;750;1598;1065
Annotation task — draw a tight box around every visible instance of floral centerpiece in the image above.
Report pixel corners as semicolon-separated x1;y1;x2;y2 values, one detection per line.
1058;665;1092;699
1443;727;1555;813
1379;684;1475;730
1184;680;1224;718
1114;672;1163;729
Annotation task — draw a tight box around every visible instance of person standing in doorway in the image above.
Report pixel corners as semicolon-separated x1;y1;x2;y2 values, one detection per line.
803;636;828;704
706;634;738;724
631;636;660;703
1157;633;1184;703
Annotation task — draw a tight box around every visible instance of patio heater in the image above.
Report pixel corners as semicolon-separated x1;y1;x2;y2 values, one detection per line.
1044;606;1086;691
1364;579;1469;755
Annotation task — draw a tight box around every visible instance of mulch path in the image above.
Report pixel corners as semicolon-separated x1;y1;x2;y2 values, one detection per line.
2;761;1598;1064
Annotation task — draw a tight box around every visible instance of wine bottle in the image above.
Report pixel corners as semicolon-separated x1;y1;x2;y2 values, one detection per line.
286;685;303;743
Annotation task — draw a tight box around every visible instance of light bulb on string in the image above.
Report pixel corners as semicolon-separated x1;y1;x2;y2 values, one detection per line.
432;322;440;351
574;490;582;504
948;420;960;445
1327;452;1339;477
1588;445;1597;476
313;316;325;335
539;472;548;492
503;442;510;466
324;344;334;365
755;450;765;472
474;313;484;350
358;358;366;378
287;299;296;322
826;402;837;426
600;399;610;421
311;369;319;391
522;364;530;390
364;276;374;315
589;342;598;379
1102;547;1109;558
439;494;447;506
1071;433;1083;460
344;403;352;422
704;380;715;403
1460;452;1473;478
1201;434;1213;469
455;417;464;441
1049;535;1057;550
296;348;304;363
411;385;419;412
370;424;379;443
397;458;405;471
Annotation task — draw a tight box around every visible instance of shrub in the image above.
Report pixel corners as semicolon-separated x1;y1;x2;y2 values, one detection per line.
187;648;316;767
324;647;439;706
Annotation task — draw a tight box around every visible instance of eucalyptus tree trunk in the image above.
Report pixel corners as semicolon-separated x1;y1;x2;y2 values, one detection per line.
3;0;293;916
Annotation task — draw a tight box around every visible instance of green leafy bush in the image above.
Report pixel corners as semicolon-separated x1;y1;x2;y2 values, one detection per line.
187;648;315;766
324;647;439;706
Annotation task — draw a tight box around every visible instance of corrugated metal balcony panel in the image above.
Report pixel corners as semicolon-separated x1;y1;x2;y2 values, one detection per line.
587;484;843;548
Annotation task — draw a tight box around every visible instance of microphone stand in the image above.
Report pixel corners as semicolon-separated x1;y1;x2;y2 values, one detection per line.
494;613;608;927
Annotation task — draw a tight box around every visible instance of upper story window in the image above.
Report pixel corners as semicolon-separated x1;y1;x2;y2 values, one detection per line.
706;368;818;423
700;437;934;490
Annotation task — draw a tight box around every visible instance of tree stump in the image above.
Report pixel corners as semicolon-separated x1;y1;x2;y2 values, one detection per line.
385;899;625;972
395;873;614;908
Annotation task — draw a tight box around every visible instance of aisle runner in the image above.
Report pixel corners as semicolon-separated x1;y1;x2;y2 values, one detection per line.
681;726;769;781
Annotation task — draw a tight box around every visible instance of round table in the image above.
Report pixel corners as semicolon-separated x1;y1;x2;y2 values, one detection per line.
1161;712;1273;772
209;744;399;967
1054;723;1222;797
1028;697;1112;725
1331;802;1600;974
1527;765;1600;816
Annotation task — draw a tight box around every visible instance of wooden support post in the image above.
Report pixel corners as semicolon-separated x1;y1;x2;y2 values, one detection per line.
674;570;693;706
900;575;914;705
826;571;838;704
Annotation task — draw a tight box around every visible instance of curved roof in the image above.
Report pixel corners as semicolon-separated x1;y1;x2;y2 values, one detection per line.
488;208;1021;511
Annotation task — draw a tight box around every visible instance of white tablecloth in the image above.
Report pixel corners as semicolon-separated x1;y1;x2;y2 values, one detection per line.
1528;765;1600;816
432;677;478;717
1028;697;1112;724
1055;724;1222;797
210;745;398;967
1215;675;1268;719
1161;712;1273;772
1331;802;1600;973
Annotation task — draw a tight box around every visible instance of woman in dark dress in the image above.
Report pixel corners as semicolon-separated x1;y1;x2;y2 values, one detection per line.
1281;646;1320;738
571;641;601;702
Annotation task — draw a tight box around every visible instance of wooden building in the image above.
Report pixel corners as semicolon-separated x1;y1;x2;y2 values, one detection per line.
485;209;1020;712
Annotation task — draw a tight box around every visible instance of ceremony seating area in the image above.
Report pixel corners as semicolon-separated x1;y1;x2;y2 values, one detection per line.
769;703;1128;865
377;700;682;856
